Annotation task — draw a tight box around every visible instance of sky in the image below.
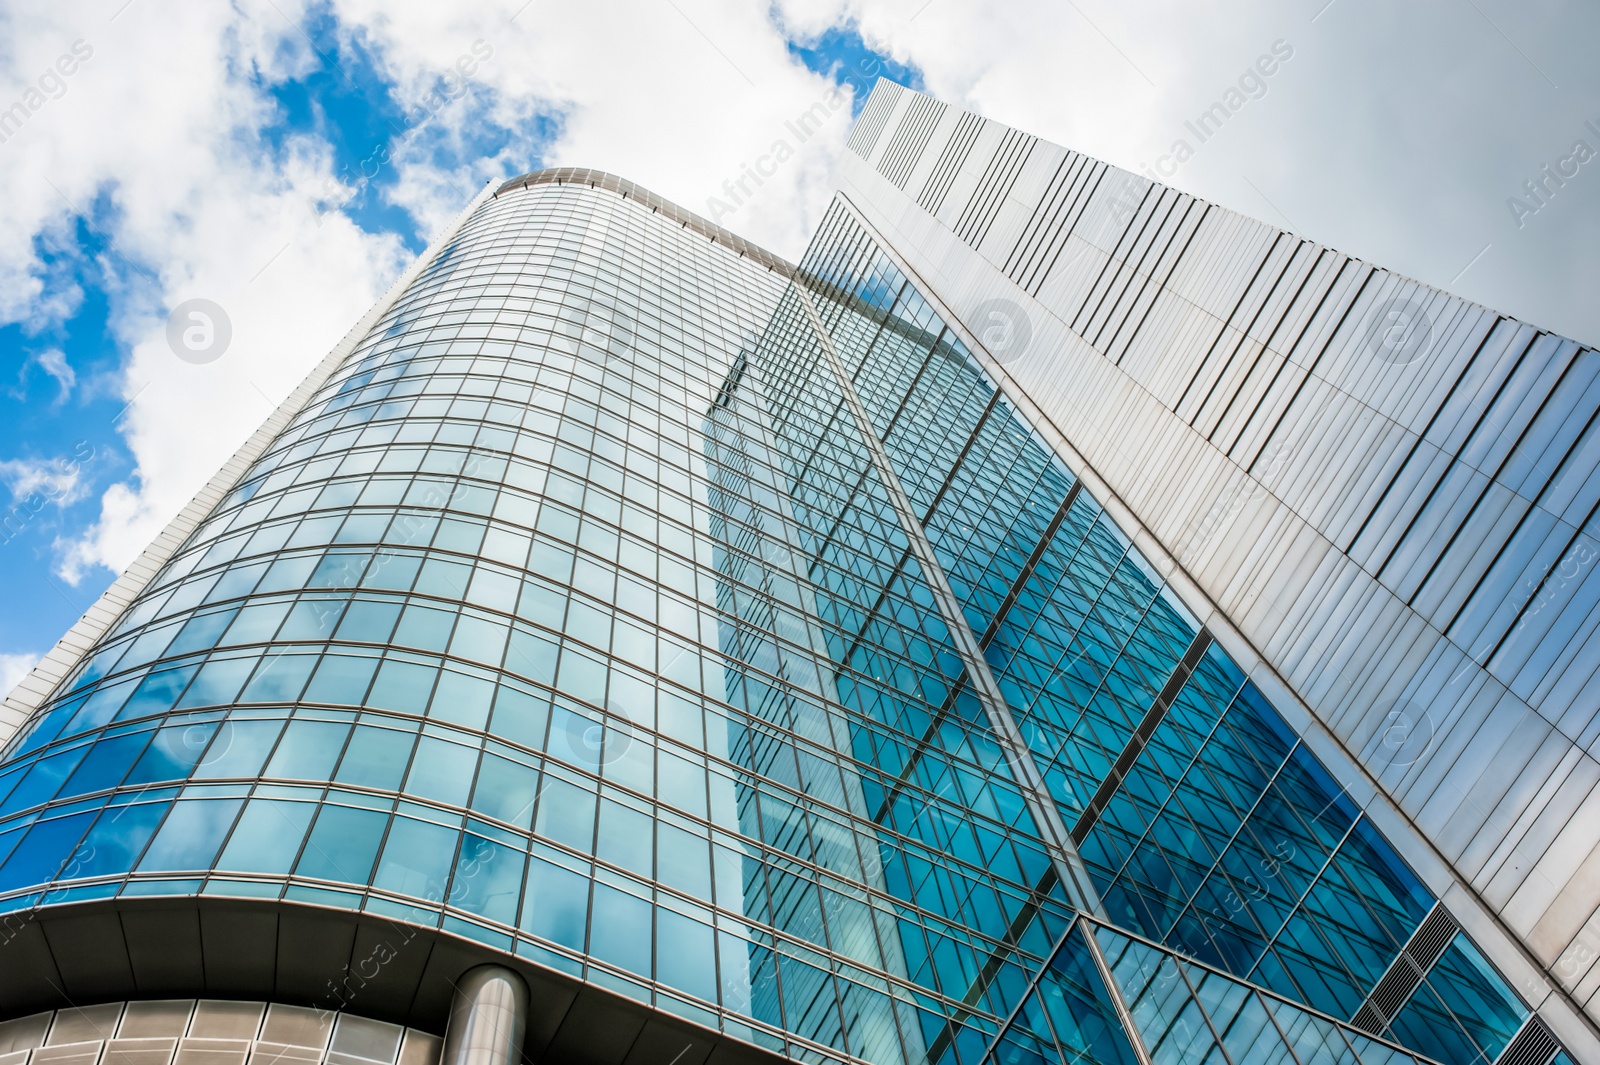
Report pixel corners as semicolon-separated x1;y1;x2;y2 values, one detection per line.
0;0;1596;697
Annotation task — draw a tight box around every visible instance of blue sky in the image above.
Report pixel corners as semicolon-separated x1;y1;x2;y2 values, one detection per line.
2;0;1597;697
789;26;924;113
0;214;133;658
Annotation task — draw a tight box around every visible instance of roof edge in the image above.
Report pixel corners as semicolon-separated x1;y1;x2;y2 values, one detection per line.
496;168;795;277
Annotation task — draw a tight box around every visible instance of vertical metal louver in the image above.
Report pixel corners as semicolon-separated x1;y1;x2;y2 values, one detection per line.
1350;902;1462;1035
916;111;982;217
877;95;946;188
954;128;1036;249
1493;1016;1560;1065
847;81;901;159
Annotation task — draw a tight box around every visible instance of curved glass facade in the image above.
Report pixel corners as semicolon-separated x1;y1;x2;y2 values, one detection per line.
0;118;1582;1065
0;178;1085;1065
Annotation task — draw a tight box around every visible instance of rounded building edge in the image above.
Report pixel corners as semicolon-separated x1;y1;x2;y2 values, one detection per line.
0;895;788;1065
493;168;795;277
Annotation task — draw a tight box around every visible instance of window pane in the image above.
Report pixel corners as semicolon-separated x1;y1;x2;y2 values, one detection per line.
303;655;379;706
447;834;524;925
193;719;286;780
429;670;495;730
115;666;200;723
124;722;220;787
71;801;169;879
0;811;99;894
403;738;478;807
373;816;457;903
469;754;539;829
137;798;245;872
534;776;594;851
217;799;315;874
58;732;152;799
368;660;436;715
519;856;589;951
335;725;416;791
4;747;91;811
588;882;650;977
265;721;351;781
295;804;388;883
657;909;716;1001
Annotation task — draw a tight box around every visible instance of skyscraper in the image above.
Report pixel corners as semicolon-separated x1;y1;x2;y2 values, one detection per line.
1;78;1597;1065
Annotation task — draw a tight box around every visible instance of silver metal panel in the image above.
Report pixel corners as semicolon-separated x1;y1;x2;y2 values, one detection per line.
439;967;525;1065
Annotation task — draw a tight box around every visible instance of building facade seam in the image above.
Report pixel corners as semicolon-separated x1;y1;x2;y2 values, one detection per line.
789;276;1108;922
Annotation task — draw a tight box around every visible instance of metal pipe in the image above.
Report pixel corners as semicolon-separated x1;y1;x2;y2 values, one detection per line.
439;965;528;1065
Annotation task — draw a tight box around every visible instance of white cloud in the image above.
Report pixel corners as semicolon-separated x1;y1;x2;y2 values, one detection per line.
6;0;1596;600
33;347;76;404
2;1;412;585
0;454;88;508
322;0;858;255
0;653;41;701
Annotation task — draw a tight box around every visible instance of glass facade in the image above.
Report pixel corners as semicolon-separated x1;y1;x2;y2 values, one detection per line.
0;170;1571;1065
783;203;1548;1064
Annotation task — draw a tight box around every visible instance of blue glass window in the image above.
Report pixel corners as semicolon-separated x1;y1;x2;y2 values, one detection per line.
403;737;478;807
0;810;99;894
335;724;416;791
520;854;590;951
124;722;220;787
374;815;457;902
137;798;244;872
448;834;524;926
265;720;350;781
588;881;651;977
70;801;169;880
4;746;91;811
295;804;387;884
58;732;152;799
469;752;539;829
192;719;285;779
217;798;316;874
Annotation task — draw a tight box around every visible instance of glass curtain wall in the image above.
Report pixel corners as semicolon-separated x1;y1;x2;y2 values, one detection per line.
782;201;1541;1065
